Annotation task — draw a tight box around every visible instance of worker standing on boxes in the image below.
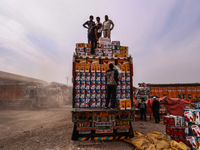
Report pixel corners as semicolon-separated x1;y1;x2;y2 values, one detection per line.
152;96;160;123
88;24;102;55
102;15;114;39
96;17;102;40
138;97;147;121
83;15;95;44
105;63;118;109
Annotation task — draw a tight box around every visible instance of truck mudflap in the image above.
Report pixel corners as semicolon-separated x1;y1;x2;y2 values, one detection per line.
77;135;132;141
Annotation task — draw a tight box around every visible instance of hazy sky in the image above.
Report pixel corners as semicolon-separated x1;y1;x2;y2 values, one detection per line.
0;0;200;87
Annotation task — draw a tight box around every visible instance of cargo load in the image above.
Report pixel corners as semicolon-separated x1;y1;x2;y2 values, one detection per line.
71;40;135;141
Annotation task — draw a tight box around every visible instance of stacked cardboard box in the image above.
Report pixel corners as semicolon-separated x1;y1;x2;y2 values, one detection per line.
184;109;200;149
74;40;132;109
163;115;185;143
76;43;91;56
76;40;129;58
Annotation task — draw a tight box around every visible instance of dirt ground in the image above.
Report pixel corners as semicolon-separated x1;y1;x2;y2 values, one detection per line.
0;105;165;150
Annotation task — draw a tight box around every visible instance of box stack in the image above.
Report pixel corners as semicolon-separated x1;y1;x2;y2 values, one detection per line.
184;108;200;149
74;40;132;109
75;38;129;58
76;43;91;56
163;115;186;143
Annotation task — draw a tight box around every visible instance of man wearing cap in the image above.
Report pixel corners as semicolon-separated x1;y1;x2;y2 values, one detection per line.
152;96;160;123
105;63;118;109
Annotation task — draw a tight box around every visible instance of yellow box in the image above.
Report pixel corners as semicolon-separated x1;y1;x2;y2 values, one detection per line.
96;64;101;72
85;64;90;72
87;58;99;64
91;64;96;72
126;100;131;110
76;43;85;48
84;43;91;48
117;99;126;110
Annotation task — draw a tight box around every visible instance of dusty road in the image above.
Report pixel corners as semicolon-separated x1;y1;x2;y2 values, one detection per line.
0;105;165;150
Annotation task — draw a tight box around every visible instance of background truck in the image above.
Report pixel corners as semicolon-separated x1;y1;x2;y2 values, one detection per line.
71;41;135;141
134;82;200;102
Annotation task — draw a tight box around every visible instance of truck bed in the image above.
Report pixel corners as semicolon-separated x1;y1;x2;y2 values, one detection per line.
72;107;138;112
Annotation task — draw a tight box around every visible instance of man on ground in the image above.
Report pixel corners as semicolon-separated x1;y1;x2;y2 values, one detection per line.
152;96;160;123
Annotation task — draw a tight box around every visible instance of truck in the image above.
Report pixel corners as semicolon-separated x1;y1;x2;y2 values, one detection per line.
135;82;200;102
71;40;135;141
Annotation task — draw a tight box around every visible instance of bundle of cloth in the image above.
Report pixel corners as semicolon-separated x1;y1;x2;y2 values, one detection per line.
125;131;190;150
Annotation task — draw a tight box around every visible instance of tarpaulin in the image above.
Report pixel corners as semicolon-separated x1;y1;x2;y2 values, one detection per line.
125;131;190;150
160;97;194;116
145;97;194;116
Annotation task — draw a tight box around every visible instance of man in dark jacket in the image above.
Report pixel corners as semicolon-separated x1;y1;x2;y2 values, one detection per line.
138;97;147;121
152;96;160;123
105;63;118;109
83;15;95;44
88;23;102;55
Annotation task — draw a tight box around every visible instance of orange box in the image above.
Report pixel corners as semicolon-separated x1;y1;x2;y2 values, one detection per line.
101;59;115;65
117;99;126;110
120;65;126;73
87;58;99;64
105;65;110;71
91;64;96;72
75;58;86;64
84;43;91;48
96;64;101;72
126;100;131;110
125;65;131;73
101;65;107;72
79;64;85;72
121;49;128;54
85;64;90;72
114;54;122;57
121;46;128;51
76;43;85;48
121;54;128;57
86;52;91;56
117;60;130;65
75;64;80;72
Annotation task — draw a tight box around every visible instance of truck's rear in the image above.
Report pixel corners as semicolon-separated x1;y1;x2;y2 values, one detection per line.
71;40;135;141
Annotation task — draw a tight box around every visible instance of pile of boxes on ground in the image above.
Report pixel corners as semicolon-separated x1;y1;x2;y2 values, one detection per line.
163;103;200;149
163;115;185;143
184;103;200;150
74;38;131;110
